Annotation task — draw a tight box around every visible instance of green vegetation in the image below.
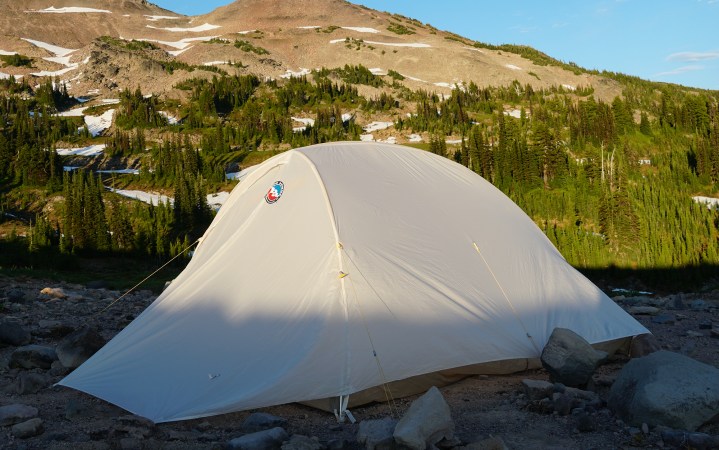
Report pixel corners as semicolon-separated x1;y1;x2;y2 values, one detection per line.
387;22;416;35
1;54;33;67
234;39;269;55
316;25;340;34
1;60;718;288
98;36;160;52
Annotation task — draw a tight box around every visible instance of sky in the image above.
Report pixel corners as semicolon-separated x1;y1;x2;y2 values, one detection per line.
153;0;719;91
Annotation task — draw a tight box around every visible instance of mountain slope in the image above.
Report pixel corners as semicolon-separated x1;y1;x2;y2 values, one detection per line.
0;0;624;100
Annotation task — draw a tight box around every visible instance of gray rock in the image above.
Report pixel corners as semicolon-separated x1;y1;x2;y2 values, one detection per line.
462;436;509;450
242;412;288;433
326;439;350;450
0;318;31;346
628;306;660;315
651;314;675;325
0;404;39;426
629;334;661;358
521;379;554;401
228;427;289;450
686;330;704;338
357;417;397;450
119;437;142;450
690;300;707;311
37;319;75;337
11;418;44;439
65;398;89;420
56;326;105;369
608;351;719;431
575;413;596;432
5;288;28;302
552;393;575;416
660;429;719;450
394;386;454;450
699;319;713;330
281;435;324;450
10;344;58;369
14;372;50;394
540;328;607;386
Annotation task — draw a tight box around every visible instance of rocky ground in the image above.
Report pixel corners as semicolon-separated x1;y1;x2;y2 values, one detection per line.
1;276;718;450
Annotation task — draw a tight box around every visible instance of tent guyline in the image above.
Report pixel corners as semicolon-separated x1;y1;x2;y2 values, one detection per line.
59;142;649;423
96;238;201;315
339;245;400;420
472;242;542;355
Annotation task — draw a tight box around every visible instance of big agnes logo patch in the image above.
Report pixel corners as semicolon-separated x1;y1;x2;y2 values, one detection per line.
264;181;284;204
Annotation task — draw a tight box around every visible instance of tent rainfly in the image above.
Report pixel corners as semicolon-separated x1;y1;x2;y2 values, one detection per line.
59;142;649;423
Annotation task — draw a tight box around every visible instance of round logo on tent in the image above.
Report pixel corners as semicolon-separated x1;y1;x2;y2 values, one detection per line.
265;181;284;204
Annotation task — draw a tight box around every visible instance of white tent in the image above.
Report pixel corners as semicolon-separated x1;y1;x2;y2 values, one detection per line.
60;142;648;423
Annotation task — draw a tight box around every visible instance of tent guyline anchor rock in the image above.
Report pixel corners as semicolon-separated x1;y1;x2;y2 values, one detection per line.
59;142;648;423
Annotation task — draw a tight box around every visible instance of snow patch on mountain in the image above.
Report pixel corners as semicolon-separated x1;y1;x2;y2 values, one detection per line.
144;15;181;21
363;121;393;133
0;50;18;56
330;40;430;48
147;23;221;33
83;110;115;136
56;144;106;157
341;27;380;33
281;68;311;79
132;36;219;50
28;7;111;14
505;64;522;70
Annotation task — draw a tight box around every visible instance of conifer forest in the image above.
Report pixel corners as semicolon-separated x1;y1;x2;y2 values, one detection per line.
1;60;718;288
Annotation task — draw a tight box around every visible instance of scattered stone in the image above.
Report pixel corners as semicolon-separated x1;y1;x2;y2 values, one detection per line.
629;334;661;358
651;314;675;325
552;393;575;416
56;326;106;369
666;294;685;310
11;417;44;439
357;417;397;450
4;288;29;303
49;360;71;376
540;328;607;386
690;299;707;311
675;313;689;320
119;437;142;450
14;372;50;394
37;319;76;338
686;330;704;338
0;404;39;426
0;318;32;346
575;413;596;432
242;412;289;433
40;287;68;299
394;386;454;450
698;319;713;330
65;398;89;420
641;423;649;435
227;427;289;450
628;306;660;315
462;436;509;450
608;351;719;430
521;379;554;401
10;344;58;369
660;429;719;450
326;438;350;450
281;435;324;450
711;328;719;338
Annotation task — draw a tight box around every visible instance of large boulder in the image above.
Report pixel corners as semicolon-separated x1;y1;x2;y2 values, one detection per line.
629;334;661;358
0;318;31;346
393;386;454;450
11;418;44;439
10;345;58;369
608;351;719;431
0;404;39;426
56;326;105;369
242;412;288;433
357;417;397;450
227;427;289;450
14;372;51;394
540;328;607;386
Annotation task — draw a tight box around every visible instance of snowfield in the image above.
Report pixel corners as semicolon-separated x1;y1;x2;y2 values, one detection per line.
28;7;111;14
159;111;179;125
109;188;171;206
147;23;221;33
83;110;115;137
281;68;312;79
56;106;89;117
22;38;76;57
144;15;180;21
0;50;17;56
341;27;380;33
505;64;522;71
132;35;219;50
56;144;106;157
693;196;719;209
363;121;393;133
